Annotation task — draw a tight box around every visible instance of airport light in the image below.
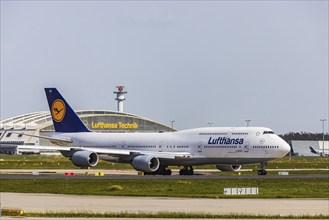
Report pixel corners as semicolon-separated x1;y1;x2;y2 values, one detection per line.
208;122;213;127
320;119;326;155
245;120;251;127
170;120;175;129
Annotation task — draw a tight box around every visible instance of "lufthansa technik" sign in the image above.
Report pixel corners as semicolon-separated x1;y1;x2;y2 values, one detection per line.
91;122;139;129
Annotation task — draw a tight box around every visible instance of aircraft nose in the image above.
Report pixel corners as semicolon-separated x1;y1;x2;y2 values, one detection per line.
281;140;291;156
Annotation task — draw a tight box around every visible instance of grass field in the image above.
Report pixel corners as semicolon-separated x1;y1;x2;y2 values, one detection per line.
1;178;328;198
1;154;328;170
0;154;132;169
2;211;328;219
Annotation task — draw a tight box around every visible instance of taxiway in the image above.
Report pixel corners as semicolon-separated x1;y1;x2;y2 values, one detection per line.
1;169;328;179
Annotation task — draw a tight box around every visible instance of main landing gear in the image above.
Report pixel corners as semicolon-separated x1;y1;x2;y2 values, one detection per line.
144;165;195;176
144;166;172;175
161;168;172;175
257;162;267;175
179;166;194;175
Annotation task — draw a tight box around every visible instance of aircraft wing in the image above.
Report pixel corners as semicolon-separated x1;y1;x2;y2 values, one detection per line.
17;145;73;151
81;148;195;159
17;145;195;159
17;145;132;155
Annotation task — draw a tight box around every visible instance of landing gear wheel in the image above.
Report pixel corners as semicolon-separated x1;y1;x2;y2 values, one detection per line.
187;169;193;175
179;166;194;175
144;172;156;175
257;169;267;175
257;162;267;175
163;169;172;176
156;166;172;175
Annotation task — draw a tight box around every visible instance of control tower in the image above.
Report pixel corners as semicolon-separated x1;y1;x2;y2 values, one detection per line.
113;86;127;112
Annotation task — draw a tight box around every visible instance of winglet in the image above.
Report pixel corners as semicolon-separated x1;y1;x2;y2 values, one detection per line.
45;88;90;132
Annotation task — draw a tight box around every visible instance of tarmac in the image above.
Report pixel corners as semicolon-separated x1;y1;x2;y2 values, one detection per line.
1;192;328;216
1;168;328;179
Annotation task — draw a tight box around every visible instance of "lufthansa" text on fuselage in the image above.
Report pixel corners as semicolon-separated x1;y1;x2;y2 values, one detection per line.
208;137;244;145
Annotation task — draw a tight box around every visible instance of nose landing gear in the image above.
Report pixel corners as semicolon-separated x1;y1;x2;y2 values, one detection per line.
257;162;267;175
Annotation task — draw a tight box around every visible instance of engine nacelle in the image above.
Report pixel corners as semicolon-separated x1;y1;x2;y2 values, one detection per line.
215;164;241;172
71;151;99;168
132;155;160;172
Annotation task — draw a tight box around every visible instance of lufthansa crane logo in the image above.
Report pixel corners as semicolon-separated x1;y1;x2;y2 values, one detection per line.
51;99;66;122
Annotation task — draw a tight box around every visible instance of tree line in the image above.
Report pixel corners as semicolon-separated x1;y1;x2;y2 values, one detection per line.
279;132;329;144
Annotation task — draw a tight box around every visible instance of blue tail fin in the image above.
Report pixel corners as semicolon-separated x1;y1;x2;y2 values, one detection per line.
45;88;90;132
309;146;317;154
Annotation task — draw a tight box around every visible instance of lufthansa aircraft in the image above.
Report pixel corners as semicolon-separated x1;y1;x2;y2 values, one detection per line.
19;88;291;175
309;146;329;157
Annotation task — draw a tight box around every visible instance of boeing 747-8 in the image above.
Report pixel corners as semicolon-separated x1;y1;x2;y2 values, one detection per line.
19;88;291;175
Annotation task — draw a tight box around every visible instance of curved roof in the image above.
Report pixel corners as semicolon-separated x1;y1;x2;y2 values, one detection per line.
0;110;173;131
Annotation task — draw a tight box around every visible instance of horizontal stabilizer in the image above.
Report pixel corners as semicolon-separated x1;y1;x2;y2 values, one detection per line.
12;132;72;145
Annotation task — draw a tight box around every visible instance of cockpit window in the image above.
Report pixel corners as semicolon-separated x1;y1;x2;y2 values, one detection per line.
263;131;275;134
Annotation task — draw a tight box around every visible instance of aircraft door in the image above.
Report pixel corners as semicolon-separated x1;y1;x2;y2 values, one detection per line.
197;141;202;153
244;141;249;152
260;138;267;155
158;141;163;152
121;141;127;149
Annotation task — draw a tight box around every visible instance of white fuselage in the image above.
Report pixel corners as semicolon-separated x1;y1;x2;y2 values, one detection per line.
56;127;290;166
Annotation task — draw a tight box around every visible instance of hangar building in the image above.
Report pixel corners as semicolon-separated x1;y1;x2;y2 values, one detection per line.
0;86;176;154
0;111;176;154
291;140;329;156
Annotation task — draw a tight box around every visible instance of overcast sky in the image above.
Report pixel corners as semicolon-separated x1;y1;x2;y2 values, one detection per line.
1;1;328;134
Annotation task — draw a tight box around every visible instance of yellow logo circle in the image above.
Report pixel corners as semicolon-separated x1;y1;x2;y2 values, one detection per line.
51;99;66;122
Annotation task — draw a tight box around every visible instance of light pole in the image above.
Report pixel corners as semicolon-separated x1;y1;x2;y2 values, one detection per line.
245;119;251;127
170;120;175;129
208;122;213;127
320;119;326;155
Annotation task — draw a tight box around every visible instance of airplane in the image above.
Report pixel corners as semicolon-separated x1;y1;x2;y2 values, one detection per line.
18;88;291;175
309;146;329;157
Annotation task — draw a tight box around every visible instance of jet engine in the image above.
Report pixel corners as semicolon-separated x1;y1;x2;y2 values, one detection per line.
215;164;241;172
132;155;160;172
71;151;99;168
